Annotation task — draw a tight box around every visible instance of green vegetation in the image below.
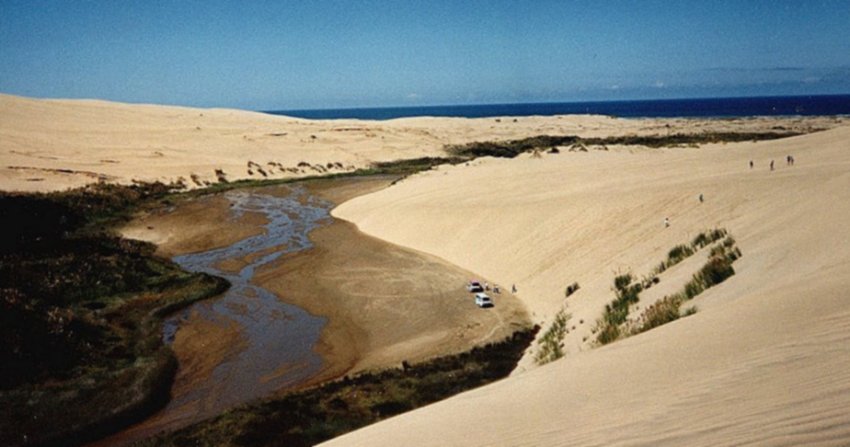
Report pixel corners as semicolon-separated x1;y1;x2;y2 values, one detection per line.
634;295;684;333
446;132;803;159
596;273;644;345
447;135;580;158
654;228;729;274
633;238;742;335
0;183;229;446
535;310;570;365
371;156;466;174
596;229;740;345
665;244;696;268
580;132;802;148
139;327;538;447
565;281;580;298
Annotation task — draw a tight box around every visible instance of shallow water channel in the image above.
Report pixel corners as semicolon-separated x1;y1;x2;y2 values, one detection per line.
101;187;334;444
166;187;332;415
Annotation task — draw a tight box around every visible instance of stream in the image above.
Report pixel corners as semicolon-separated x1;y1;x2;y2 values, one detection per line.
100;186;334;444
166;187;332;416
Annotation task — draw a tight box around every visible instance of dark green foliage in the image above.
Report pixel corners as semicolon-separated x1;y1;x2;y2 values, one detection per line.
699;256;736;287
0;182;177;253
445;132;802;159
597;273;643;345
655;229;728;274
141;327;539;447
691;228;728;250
603;230;742;344
678;242;740;303
371;156;466;173
614;273;633;292
581;132;802;148
666;244;695;267
0;183;228;447
565;281;580;297
535;310;569;364
446;135;580;158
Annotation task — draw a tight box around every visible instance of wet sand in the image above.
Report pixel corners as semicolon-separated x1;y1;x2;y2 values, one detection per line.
256;215;529;379
122;193;269;258
104;176;530;445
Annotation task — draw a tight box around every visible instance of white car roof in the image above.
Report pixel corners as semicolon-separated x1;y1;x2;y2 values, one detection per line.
475;293;491;299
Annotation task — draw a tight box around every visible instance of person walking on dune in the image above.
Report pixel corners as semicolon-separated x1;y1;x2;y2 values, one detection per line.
770;160;775;171
749;160;754;169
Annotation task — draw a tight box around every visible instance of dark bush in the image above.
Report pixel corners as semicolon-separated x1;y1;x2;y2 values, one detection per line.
700;256;736;287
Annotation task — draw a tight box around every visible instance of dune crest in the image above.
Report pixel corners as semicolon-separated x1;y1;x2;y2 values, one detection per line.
1;93;837;192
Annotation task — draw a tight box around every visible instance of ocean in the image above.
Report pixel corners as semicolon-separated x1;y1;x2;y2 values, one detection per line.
266;94;850;121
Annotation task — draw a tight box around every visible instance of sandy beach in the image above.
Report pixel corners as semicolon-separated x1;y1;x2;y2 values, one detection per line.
4;94;850;445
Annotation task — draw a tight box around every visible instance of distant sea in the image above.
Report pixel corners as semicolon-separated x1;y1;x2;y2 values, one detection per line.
266;94;850;121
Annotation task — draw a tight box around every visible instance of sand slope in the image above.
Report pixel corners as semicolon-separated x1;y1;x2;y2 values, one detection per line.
1;93;839;192
328;127;850;445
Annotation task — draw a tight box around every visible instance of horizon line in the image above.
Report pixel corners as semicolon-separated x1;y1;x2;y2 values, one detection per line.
266;92;850;113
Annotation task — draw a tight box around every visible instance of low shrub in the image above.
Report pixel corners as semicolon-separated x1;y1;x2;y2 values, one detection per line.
535;310;569;365
635;295;683;333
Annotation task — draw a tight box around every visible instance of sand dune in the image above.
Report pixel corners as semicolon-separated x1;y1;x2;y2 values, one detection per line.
1;93;839;192
4;94;849;445
328;127;850;445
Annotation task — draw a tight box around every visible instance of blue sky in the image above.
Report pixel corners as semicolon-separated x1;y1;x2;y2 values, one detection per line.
1;0;849;110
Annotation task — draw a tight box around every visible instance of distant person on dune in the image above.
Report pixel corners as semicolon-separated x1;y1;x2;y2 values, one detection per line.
750;160;754;169
770;160;775;171
664;217;670;228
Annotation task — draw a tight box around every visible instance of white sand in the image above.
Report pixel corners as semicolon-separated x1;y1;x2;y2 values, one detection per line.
328;126;850;446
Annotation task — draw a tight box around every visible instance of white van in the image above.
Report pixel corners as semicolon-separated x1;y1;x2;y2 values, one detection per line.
474;293;493;308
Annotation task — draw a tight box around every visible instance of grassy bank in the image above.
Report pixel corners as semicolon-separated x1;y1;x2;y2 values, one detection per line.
137;326;538;447
0;183;228;447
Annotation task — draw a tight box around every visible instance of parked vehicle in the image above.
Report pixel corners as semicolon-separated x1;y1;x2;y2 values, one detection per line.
467;280;484;293
475;292;493;308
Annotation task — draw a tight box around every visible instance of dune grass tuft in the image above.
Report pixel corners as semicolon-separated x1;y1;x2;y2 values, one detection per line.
535;310;570;365
633;237;742;335
598;230;741;344
595;273;643;345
